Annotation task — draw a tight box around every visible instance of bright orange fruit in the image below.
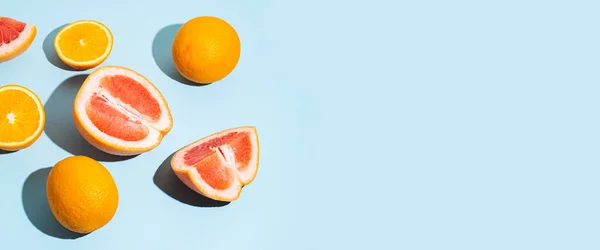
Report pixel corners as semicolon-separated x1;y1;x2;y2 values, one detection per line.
54;20;113;70
172;16;241;84
47;156;119;234
0;85;45;151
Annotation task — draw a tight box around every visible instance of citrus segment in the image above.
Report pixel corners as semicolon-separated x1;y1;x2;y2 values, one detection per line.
73;66;173;156
0;85;45;151
0;17;37;62
171;126;259;202
100;75;162;122
195;153;236;191
54;20;113;70
86;94;149;141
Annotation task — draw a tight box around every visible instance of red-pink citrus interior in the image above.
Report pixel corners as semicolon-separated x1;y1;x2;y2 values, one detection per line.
0;17;26;45
101;75;161;122
85;75;162;141
183;131;253;190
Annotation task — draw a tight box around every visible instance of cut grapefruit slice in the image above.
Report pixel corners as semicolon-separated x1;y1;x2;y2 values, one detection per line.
171;126;260;202
0;17;36;63
73;66;173;156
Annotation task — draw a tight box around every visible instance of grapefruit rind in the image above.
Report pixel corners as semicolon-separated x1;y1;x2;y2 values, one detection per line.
53;20;113;70
171;126;260;202
73;66;173;156
0;18;37;63
0;85;46;151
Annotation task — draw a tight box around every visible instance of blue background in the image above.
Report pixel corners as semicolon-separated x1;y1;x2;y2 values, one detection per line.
2;0;600;249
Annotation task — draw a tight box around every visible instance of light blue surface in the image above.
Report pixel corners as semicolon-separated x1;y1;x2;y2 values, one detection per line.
2;0;600;249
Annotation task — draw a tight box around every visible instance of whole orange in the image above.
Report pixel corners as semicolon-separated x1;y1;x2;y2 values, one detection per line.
46;156;119;234
172;16;241;84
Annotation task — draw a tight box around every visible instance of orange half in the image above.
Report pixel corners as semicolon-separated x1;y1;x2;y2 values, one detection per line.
0;85;45;151
54;20;113;70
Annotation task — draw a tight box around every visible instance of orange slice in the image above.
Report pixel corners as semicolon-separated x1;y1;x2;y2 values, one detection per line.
54;20;113;70
73;66;173;156
0;85;45;151
171;126;260;202
0;17;37;63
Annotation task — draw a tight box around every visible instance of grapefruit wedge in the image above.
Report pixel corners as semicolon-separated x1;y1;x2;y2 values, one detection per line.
0;17;36;63
73;66;173;156
171;126;260;202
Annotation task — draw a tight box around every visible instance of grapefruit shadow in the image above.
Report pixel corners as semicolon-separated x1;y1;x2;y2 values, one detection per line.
22;167;87;239
153;153;230;207
152;24;210;86
42;24;81;71
44;75;137;162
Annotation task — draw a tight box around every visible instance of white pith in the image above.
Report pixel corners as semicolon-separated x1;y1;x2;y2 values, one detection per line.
172;127;259;199
54;20;113;65
74;66;172;148
0;85;44;146
6;113;15;124
0;24;34;56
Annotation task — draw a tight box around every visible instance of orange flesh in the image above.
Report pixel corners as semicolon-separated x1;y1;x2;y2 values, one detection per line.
183;132;253;189
0;17;25;45
57;22;109;62
100;75;161;122
85;75;162;141
0;89;41;143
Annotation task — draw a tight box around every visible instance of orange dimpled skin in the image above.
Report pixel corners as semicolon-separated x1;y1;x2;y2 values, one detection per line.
46;156;119;234
172;16;241;84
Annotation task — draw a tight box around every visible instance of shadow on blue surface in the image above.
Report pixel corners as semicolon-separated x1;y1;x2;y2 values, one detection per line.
153;153;230;207
0;149;16;154
43;75;137;162
22;167;87;239
152;24;209;86
42;24;82;71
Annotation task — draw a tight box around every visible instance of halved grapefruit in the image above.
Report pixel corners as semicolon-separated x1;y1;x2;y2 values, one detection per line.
73;66;173;156
0;17;36;63
171;126;260;202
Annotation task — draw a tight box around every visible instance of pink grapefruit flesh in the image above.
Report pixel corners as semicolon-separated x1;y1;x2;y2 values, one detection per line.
85;74;162;141
0;18;26;44
0;17;36;62
171;126;260;202
73;66;173;156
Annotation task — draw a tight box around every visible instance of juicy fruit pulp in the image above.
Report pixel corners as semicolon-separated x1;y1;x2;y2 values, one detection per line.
54;20;112;70
86;75;161;141
171;126;259;202
73;66;173;156
47;156;119;234
0;17;25;45
0;17;36;62
0;85;45;151
172;16;241;84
